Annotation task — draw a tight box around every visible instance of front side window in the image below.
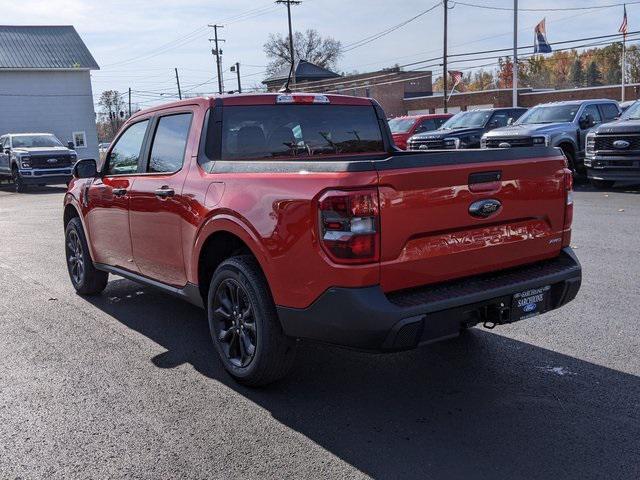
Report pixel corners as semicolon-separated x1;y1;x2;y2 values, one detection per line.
106;120;149;175
220;105;384;160
11;134;63;148
148;113;192;173
582;104;602;124
415;119;438;133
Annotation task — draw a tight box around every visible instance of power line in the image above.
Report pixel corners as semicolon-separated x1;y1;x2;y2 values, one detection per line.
452;0;640;11
342;2;441;52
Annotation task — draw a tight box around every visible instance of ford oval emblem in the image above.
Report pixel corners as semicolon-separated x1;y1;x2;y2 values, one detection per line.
469;199;502;218
419;144;428;150
498;142;511;148
523;303;537;313
613;140;630;149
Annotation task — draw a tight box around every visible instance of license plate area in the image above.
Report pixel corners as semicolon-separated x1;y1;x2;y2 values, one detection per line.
511;285;552;321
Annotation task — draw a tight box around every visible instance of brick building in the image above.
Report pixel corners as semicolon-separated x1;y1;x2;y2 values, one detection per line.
265;61;640;116
264;63;432;117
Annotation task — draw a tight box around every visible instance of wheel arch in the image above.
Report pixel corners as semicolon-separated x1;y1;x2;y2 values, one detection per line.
193;216;273;304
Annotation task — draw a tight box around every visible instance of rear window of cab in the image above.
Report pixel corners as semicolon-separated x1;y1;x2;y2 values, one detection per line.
220;105;385;160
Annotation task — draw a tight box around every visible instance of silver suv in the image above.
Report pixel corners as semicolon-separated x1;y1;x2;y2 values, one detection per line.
481;99;620;173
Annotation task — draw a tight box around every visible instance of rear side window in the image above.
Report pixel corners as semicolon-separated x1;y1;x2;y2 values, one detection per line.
107;120;149;175
600;103;620;121
221;105;384;160
148;113;193;173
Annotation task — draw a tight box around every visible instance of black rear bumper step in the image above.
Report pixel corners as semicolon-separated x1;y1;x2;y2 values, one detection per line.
277;248;581;352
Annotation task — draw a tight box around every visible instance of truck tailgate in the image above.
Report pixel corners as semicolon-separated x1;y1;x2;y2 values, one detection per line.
376;148;568;293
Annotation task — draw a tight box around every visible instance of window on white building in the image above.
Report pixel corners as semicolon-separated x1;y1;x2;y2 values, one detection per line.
72;131;87;149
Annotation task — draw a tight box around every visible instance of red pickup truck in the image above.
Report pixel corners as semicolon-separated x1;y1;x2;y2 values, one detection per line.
388;113;452;150
64;93;581;386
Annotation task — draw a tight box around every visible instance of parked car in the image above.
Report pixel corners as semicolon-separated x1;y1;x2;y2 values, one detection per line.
407;107;527;150
63;93;581;386
388;113;452;149
0;133;77;192
481;99;620;174
585;100;640;188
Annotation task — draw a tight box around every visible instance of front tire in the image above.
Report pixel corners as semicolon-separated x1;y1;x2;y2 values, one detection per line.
65;217;108;295
207;255;296;386
590;179;615;189
12;167;26;193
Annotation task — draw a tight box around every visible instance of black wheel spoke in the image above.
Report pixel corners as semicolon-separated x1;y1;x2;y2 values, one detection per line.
212;278;257;368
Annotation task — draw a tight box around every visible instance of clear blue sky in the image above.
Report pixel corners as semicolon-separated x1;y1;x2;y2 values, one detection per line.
6;0;636;108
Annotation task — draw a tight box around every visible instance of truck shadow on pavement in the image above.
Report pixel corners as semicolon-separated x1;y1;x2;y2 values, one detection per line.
89;278;640;480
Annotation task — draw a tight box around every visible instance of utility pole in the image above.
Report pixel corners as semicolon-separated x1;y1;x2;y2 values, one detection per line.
276;0;301;88
208;25;225;94
513;0;518;107
175;68;182;100
128;87;132;117
443;0;448;113
231;63;242;93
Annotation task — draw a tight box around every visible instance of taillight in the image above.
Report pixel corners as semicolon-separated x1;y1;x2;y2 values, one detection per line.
563;169;574;247
318;189;380;264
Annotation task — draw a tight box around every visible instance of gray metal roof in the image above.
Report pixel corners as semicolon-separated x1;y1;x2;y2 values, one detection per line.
263;60;339;84
0;26;99;70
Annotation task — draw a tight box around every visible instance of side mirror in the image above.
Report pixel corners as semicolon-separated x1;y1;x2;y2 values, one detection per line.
67;141;75;150
507;117;514;126
3;147;10;155
487;120;499;130
72;158;98;179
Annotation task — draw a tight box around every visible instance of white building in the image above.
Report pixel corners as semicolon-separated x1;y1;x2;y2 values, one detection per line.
0;25;100;160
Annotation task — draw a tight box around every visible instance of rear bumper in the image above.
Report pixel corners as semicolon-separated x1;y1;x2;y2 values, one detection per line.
277;248;581;351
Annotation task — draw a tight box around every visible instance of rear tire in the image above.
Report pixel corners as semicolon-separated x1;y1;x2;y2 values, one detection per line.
590;179;615;189
207;255;296;386
12;167;26;193
65;217;108;295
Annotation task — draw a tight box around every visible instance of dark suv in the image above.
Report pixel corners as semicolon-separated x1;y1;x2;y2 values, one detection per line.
407;108;527;150
585;100;640;188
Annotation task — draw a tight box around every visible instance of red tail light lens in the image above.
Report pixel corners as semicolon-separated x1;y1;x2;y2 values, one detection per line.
318;189;380;264
563;169;574;247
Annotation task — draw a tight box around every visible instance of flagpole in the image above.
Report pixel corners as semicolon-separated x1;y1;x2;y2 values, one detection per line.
622;32;626;102
513;0;518;107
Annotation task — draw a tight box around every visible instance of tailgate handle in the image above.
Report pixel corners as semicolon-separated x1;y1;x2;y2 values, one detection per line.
469;171;502;185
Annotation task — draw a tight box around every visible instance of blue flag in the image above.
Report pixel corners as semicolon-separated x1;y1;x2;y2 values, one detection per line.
534;18;552;54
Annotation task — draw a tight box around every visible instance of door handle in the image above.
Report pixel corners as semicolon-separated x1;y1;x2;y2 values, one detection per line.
154;186;175;198
112;188;127;196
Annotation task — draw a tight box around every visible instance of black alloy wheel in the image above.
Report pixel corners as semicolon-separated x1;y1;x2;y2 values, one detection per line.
66;229;85;287
212;278;257;368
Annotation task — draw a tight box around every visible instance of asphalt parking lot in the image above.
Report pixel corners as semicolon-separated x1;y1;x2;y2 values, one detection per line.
0;182;638;479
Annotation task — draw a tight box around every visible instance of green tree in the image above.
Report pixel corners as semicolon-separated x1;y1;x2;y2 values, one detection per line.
569;58;584;87
585;61;603;86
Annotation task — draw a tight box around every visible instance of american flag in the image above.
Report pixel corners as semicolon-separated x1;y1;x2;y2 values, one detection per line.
449;70;463;87
619;5;628;37
534;18;552;53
